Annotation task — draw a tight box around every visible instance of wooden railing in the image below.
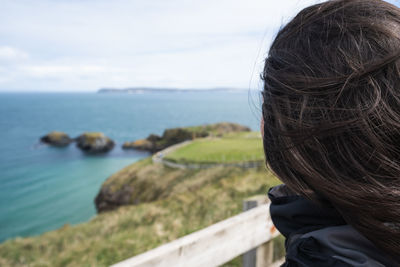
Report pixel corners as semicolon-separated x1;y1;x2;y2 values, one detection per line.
111;196;283;267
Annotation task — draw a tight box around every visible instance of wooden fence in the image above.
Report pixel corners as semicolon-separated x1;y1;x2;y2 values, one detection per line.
111;196;283;267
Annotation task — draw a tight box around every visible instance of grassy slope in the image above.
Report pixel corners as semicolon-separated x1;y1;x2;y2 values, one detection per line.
165;132;264;164
0;133;284;267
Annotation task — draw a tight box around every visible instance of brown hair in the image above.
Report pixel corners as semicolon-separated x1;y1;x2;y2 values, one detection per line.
261;0;400;260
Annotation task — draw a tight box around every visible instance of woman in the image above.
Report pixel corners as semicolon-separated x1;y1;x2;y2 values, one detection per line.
262;0;400;266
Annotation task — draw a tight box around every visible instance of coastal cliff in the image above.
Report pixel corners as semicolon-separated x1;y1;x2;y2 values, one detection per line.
0;156;282;266
95;158;232;212
96;123;252;212
0;124;283;267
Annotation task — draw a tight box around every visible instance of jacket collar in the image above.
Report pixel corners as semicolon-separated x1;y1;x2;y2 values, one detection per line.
268;184;397;267
268;184;346;238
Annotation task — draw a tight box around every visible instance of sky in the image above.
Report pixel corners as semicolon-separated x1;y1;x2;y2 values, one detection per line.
0;0;397;92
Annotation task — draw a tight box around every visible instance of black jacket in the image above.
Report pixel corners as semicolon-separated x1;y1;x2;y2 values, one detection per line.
268;184;397;267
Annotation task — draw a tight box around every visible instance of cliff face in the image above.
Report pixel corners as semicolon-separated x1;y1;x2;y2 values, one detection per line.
95;158;195;212
95;158;247;213
122;122;251;153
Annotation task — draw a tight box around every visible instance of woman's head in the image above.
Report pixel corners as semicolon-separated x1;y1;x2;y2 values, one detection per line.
262;0;400;259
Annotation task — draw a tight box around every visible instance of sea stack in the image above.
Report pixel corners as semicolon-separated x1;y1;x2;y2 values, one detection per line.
76;132;115;153
40;131;72;146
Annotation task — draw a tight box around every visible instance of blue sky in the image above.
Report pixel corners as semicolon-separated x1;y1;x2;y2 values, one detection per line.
0;0;397;92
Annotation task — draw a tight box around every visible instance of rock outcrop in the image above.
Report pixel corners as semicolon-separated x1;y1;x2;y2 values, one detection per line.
95;184;135;212
122;139;154;151
94;158;237;213
76;132;115;153
122;128;204;152
40;131;72;146
122;122;250;153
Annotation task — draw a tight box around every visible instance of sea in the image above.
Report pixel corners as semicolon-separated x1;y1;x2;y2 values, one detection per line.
0;90;262;243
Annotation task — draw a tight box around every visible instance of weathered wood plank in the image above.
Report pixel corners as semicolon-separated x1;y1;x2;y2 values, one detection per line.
256;241;274;267
111;203;279;267
243;196;274;267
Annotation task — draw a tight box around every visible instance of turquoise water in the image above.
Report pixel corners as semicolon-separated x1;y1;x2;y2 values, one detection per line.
0;91;261;242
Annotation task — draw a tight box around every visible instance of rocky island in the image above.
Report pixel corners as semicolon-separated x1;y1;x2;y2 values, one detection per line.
76;132;115;153
40;131;115;153
40;131;73;147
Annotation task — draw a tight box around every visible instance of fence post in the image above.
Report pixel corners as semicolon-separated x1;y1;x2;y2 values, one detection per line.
243;195;273;267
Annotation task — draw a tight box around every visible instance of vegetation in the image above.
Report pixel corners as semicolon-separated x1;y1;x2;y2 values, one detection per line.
96;132;264;212
184;122;251;137
1;129;284;266
164;132;264;164
0;160;282;266
123;122;250;152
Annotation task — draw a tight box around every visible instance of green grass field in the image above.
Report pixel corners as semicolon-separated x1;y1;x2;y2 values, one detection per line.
164;132;264;164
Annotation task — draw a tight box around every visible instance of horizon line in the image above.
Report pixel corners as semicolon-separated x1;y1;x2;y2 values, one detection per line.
0;87;258;93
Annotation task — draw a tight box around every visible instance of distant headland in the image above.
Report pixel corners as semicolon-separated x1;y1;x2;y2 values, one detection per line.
97;87;246;94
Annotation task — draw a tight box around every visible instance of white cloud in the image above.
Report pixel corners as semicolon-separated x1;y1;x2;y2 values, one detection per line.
0;0;324;92
21;65;110;77
0;46;29;61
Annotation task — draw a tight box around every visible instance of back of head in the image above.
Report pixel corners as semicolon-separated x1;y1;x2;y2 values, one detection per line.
262;0;400;259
